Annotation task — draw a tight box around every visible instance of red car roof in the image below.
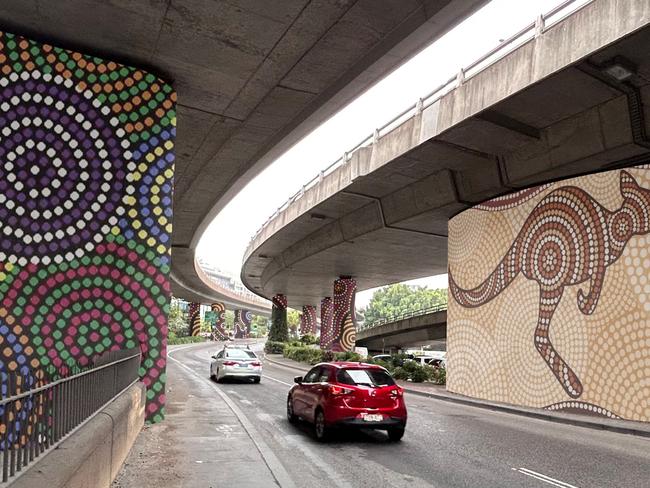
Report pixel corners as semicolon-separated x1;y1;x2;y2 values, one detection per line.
324;361;385;369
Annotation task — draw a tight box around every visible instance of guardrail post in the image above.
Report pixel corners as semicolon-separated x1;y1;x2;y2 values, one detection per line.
456;68;465;86
535;14;545;37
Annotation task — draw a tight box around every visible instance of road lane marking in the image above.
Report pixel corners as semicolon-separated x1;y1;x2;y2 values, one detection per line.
168;349;296;488
263;375;292;386
512;467;579;488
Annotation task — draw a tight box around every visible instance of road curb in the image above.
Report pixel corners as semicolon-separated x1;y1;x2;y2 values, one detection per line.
262;355;650;438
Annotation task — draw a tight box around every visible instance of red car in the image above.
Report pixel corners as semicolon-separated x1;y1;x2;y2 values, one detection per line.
287;362;407;442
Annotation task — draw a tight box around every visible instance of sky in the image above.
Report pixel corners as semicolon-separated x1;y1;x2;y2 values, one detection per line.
196;0;588;309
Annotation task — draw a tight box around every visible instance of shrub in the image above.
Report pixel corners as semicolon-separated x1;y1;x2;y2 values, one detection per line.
167;335;207;345
410;366;430;383
391;367;409;380
282;345;326;365
300;334;319;345
429;366;446;385
333;351;362;362
264;341;285;354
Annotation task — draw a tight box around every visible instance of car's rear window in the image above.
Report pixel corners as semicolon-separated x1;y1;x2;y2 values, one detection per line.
337;368;395;387
225;349;257;359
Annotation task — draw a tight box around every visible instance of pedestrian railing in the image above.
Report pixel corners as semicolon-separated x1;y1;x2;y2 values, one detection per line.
358;303;448;332
247;0;593;248
0;348;141;484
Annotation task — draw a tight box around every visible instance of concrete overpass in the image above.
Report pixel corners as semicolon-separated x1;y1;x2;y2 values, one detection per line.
357;307;447;350
242;0;650;306
0;0;488;308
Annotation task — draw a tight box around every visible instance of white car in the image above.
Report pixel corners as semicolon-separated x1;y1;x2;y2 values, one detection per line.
210;346;262;383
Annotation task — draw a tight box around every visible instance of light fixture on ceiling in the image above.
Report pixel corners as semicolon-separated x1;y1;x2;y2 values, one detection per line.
601;56;636;82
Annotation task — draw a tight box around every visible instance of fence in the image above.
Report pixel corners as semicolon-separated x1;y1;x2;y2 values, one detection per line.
248;0;593;247
358;302;448;332
0;348;141;484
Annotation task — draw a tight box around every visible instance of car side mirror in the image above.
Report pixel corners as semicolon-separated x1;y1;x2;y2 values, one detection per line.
294;376;303;384
211;355;217;360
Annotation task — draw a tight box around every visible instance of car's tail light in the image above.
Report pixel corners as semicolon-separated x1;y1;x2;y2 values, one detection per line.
329;385;354;396
222;361;238;366
251;361;262;367
390;388;403;398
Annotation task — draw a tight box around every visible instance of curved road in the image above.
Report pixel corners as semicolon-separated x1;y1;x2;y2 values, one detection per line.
115;342;650;488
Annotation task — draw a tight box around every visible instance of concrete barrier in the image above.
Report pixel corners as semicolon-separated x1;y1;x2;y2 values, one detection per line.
10;382;145;488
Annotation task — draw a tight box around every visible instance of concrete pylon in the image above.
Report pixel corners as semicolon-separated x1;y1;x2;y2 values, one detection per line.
188;302;201;337
210;303;228;340
299;305;317;336
320;297;333;350
234;309;252;339
331;277;357;352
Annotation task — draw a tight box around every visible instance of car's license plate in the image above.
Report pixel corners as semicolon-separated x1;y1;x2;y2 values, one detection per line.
362;414;383;422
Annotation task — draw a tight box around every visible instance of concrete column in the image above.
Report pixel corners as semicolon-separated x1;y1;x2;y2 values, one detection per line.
210;303;228;340
234;309;252;339
319;297;333;350
268;294;288;342
300;305;317;336
331;277;357;352
189;302;201;337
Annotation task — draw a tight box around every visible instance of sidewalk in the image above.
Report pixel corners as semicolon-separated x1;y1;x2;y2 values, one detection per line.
112;345;282;488
264;354;650;438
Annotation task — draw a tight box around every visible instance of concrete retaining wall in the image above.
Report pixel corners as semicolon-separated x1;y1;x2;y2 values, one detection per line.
11;382;145;488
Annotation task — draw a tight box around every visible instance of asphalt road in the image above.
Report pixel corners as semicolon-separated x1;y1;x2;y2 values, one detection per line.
155;343;650;488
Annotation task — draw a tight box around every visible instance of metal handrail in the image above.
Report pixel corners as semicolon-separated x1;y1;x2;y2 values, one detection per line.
358;302;448;332
0;349;141;483
246;0;592;248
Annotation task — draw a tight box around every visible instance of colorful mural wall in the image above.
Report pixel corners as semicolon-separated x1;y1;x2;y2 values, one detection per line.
448;167;650;422
331;278;356;352
299;305;317;336
234;309;251;339
209;302;228;340
320;297;333;350
188;302;201;337
0;31;176;423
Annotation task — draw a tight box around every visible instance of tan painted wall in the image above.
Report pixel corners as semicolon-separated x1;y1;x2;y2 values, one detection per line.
448;167;650;422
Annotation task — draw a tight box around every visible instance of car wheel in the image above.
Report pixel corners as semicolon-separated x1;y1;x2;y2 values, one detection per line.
215;368;222;383
253;377;261;384
314;409;329;442
287;396;297;424
387;427;405;442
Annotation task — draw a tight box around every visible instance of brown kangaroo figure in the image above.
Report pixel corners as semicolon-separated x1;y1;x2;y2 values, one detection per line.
449;171;650;398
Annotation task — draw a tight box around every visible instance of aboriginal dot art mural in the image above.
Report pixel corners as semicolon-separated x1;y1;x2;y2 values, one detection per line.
0;31;176;423
320;297;333;350
448;167;650;422
188;302;201;337
300;305;317;336
210;302;228;340
331;278;356;352
234;309;252;339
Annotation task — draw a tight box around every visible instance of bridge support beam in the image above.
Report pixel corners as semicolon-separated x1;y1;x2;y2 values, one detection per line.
210;303;228;340
189;302;201;337
300;305;317;336
234;309;252;339
269;294;288;342
331;277;357;352
320;297;333;349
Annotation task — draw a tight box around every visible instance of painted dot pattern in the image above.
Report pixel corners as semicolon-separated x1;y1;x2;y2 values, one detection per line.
331;278;357;352
234;309;252;339
299;305;317;336
448;167;650;421
210;302;228;340
319;297;333;350
188;302;200;337
0;31;175;424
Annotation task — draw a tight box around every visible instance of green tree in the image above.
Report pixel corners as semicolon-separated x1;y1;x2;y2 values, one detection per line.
268;305;288;342
250;315;269;337
287;309;300;338
168;300;189;336
224;310;234;333
362;284;447;324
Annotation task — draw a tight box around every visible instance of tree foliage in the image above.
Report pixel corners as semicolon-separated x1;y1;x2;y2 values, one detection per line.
362;284;447;324
287;309;300;338
268;306;288;342
168;301;189;337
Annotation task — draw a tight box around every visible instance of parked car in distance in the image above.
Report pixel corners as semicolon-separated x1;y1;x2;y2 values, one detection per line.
210;345;262;383
287;362;407;442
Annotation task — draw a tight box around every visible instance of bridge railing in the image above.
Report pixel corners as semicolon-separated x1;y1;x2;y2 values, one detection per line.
358;302;448;332
248;0;592;247
0;349;140;484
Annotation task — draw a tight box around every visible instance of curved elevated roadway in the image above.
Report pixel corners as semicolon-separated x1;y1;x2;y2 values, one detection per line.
242;0;650;306
0;0;489;309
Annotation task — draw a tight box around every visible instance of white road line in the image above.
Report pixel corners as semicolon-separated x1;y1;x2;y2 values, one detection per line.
168;349;296;488
263;374;292;386
513;467;580;488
